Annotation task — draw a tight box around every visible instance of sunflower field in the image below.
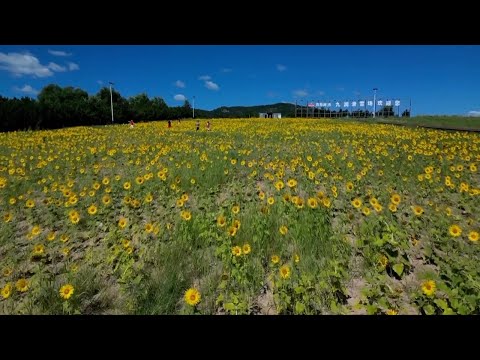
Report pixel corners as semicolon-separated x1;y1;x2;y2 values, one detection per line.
0;118;479;315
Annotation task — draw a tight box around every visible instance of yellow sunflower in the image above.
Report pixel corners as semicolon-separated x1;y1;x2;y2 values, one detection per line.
184;288;201;306
59;284;74;300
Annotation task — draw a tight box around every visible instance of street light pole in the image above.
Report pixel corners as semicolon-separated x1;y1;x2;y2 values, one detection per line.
373;88;378;118
193;96;195;118
109;82;114;124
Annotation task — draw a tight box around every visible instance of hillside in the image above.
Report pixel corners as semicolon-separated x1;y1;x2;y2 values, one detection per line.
207;102;296;118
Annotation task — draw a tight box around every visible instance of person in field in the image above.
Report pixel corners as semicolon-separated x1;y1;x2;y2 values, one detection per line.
196;120;200;131
168;120;172;128
129;120;135;128
206;121;211;131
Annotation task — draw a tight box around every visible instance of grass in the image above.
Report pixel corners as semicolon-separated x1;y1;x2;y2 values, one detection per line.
355;116;480;131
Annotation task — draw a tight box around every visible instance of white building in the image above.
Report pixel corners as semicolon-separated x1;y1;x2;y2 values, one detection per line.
259;112;282;118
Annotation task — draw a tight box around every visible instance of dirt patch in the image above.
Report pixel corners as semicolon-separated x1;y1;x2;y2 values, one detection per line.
345;277;367;315
254;276;277;315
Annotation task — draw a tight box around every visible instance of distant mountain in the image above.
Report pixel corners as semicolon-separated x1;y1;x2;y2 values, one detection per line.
197;103;296;118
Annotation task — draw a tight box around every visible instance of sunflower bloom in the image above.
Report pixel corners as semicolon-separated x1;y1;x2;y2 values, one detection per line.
378;255;388;269
346;182;354;192
59;284;74;300
412;206;424;216
181;211;192;221
3;267;13;277
468;231;479;242
228;226;237;237
232;246;242;257
279;225;288;235
391;194;401;205
118;217;128;229
87;204;97;215
184;288;201;306
145;223;154;233
275;180;285;191
217;215;226;227
102;195;112;205
352;198;362;209
1;283;12;299
271;255;280;264
33;244;45;256
287;179;297;188
15;278;29;292
279;265;291;279
243;243;251;255
421;280;436;297
307;197;318;209
448;225;462;237
31;225;41;236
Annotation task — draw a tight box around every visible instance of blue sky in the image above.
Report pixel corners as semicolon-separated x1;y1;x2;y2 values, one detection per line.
1;45;479;116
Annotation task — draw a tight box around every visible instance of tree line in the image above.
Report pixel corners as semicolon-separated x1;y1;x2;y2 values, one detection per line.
0;84;208;132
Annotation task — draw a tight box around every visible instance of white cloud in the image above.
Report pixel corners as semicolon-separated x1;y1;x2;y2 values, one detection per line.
221;68;232;73
293;89;308;98
205;81;219;91
48;50;71;57
0;52;53;77
48;62;66;72
68;62;79;71
276;64;287;72
468;110;480;117
97;80;104;85
14;84;39;95
175;80;185;88
174;94;186;101
199;75;211;81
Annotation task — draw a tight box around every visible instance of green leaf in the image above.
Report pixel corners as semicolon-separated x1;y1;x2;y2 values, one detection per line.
366;304;377;315
294;286;305;294
378;297;388;308
423;304;435;315
434;299;449;311
132;274;143;284
295;301;305;314
330;300;338;313
373;237;384;247
443;308;456;315
224;302;235;311
392;263;404;277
